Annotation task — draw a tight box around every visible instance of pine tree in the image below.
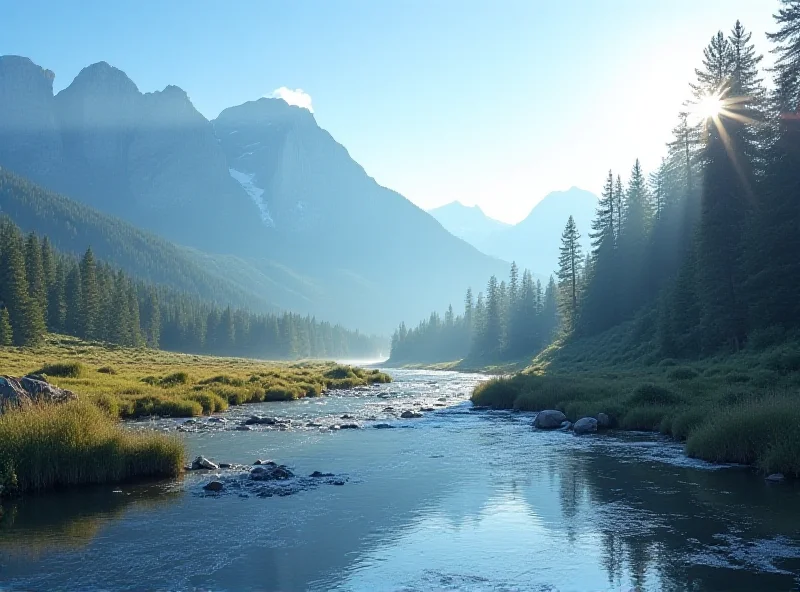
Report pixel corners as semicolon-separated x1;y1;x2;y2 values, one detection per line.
556;216;583;333
64;265;82;337
24;233;47;316
0;307;12;346
143;288;160;348
79;248;100;340
618;159;653;317
47;259;67;333
614;175;624;239
0;223;44;346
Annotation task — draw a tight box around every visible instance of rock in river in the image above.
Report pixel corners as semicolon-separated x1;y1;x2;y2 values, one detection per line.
401;410;423;419
573;417;598;435
250;465;294;481
374;423;395;429
203;481;224;492
533;410;567;429
596;412;611;429
191;456;219;470
765;473;785;483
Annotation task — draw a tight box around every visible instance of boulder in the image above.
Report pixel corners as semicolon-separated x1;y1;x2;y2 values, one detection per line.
191;456;219;470
596;413;611;429
421;407;435;412
340;414;355;420
765;473;785;483
250;465;293;481
0;375;78;413
373;423;395;429
339;423;360;429
244;415;277;426
309;471;334;478
401;410;423;419
203;481;224;492
253;459;276;466
573;417;598;435
533;410;567;429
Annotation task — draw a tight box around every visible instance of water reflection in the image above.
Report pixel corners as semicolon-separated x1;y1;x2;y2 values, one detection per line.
0;482;180;558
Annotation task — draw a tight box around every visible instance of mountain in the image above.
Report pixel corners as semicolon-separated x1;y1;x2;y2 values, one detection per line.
0;56;509;332
429;187;597;276
428;202;510;244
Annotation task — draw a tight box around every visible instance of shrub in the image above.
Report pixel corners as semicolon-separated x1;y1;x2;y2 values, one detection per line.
471;378;521;409
35;362;88;379
620;406;670;431
186;392;229;414
213;387;248;406
686;396;800;475
324;366;357;380
131;396;202;418
627;383;682;406
667;367;699;381
159;372;190;387
658;358;679;367
264;386;298;402
96;366;117;375
762;347;800;375
669;408;709;441
95;394;121;418
246;388;266;404
0;401;185;494
199;375;244;387
141;376;159;386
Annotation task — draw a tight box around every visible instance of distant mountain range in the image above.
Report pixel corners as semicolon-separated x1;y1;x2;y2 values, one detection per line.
0;55;510;333
429;187;597;275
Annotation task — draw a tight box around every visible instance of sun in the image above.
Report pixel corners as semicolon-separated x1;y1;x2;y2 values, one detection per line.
695;93;724;120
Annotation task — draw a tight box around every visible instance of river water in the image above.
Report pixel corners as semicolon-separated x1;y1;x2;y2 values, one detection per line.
1;369;799;591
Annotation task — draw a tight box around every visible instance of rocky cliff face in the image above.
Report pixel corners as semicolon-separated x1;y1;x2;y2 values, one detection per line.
0;56;62;184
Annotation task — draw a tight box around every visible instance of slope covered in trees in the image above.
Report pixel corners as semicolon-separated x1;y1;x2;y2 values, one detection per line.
391;6;800;368
0;216;384;359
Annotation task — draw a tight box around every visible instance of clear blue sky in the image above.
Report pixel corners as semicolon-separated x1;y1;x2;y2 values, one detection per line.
2;0;781;223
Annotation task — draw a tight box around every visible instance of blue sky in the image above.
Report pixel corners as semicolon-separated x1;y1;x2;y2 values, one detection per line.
3;0;781;223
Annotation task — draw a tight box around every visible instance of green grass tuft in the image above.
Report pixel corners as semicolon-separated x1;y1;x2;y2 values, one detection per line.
35;362;89;379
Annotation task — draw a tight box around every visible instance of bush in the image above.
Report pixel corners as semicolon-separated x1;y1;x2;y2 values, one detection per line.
264;386;298;402
0;401;184;494
199;375;244;387
686;396;800;475
762;347;800;375
668;367;699;381
471;378;522;409
95;394;121;418
159;372;190;388
131;396;202;418
620;405;670;431
96;366;117;375
213;387;248;406
35;362;88;379
669;408;709;441
658;358;679;367
186;392;229;414
628;383;682;406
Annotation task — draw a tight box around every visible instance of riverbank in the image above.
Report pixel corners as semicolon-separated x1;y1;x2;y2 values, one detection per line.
0;400;184;496
0;335;391;420
470;339;800;476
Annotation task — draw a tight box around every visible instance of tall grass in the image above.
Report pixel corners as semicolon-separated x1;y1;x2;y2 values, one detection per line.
0;401;184;495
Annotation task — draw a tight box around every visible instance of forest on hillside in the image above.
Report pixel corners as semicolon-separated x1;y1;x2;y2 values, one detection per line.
391;8;800;365
0;217;384;359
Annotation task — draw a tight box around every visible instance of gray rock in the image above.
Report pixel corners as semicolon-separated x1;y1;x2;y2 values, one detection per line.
401;410;423;419
218;463;232;469
765;473;785;483
339;423;360;429
250;465;293;481
573;417;598;435
340;414;355;419
244;415;277;426
309;471;334;478
203;481;224;492
235;425;252;431
533;410;567;429
0;374;78;413
596;413;611;429
373;423;395;429
557;420;572;431
421;407;435;412
208;417;226;423
253;460;276;466
191;456;219;470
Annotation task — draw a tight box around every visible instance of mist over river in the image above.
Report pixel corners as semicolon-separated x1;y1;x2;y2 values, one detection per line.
2;369;799;591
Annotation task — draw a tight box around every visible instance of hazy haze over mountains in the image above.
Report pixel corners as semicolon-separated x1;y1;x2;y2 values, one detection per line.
429;187;597;275
0;55;509;333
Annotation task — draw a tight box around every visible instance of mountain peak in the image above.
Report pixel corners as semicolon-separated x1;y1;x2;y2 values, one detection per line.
216;97;316;129
66;61;139;96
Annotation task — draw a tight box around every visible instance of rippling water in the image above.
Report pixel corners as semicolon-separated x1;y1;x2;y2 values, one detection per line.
1;369;799;591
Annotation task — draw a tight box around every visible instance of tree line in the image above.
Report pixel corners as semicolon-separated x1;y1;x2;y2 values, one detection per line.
390;263;559;363
391;5;800;363
0;217;384;359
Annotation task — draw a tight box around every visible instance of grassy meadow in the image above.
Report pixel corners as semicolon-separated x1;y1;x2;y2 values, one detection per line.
471;327;800;476
1;335;391;420
0;335;391;496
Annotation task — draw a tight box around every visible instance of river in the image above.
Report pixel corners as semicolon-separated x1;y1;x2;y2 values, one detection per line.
1;369;799;591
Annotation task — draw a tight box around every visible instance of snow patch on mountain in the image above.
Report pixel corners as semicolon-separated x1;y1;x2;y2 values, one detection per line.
229;168;274;227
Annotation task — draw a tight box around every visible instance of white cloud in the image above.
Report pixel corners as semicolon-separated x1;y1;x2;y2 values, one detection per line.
267;87;313;112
